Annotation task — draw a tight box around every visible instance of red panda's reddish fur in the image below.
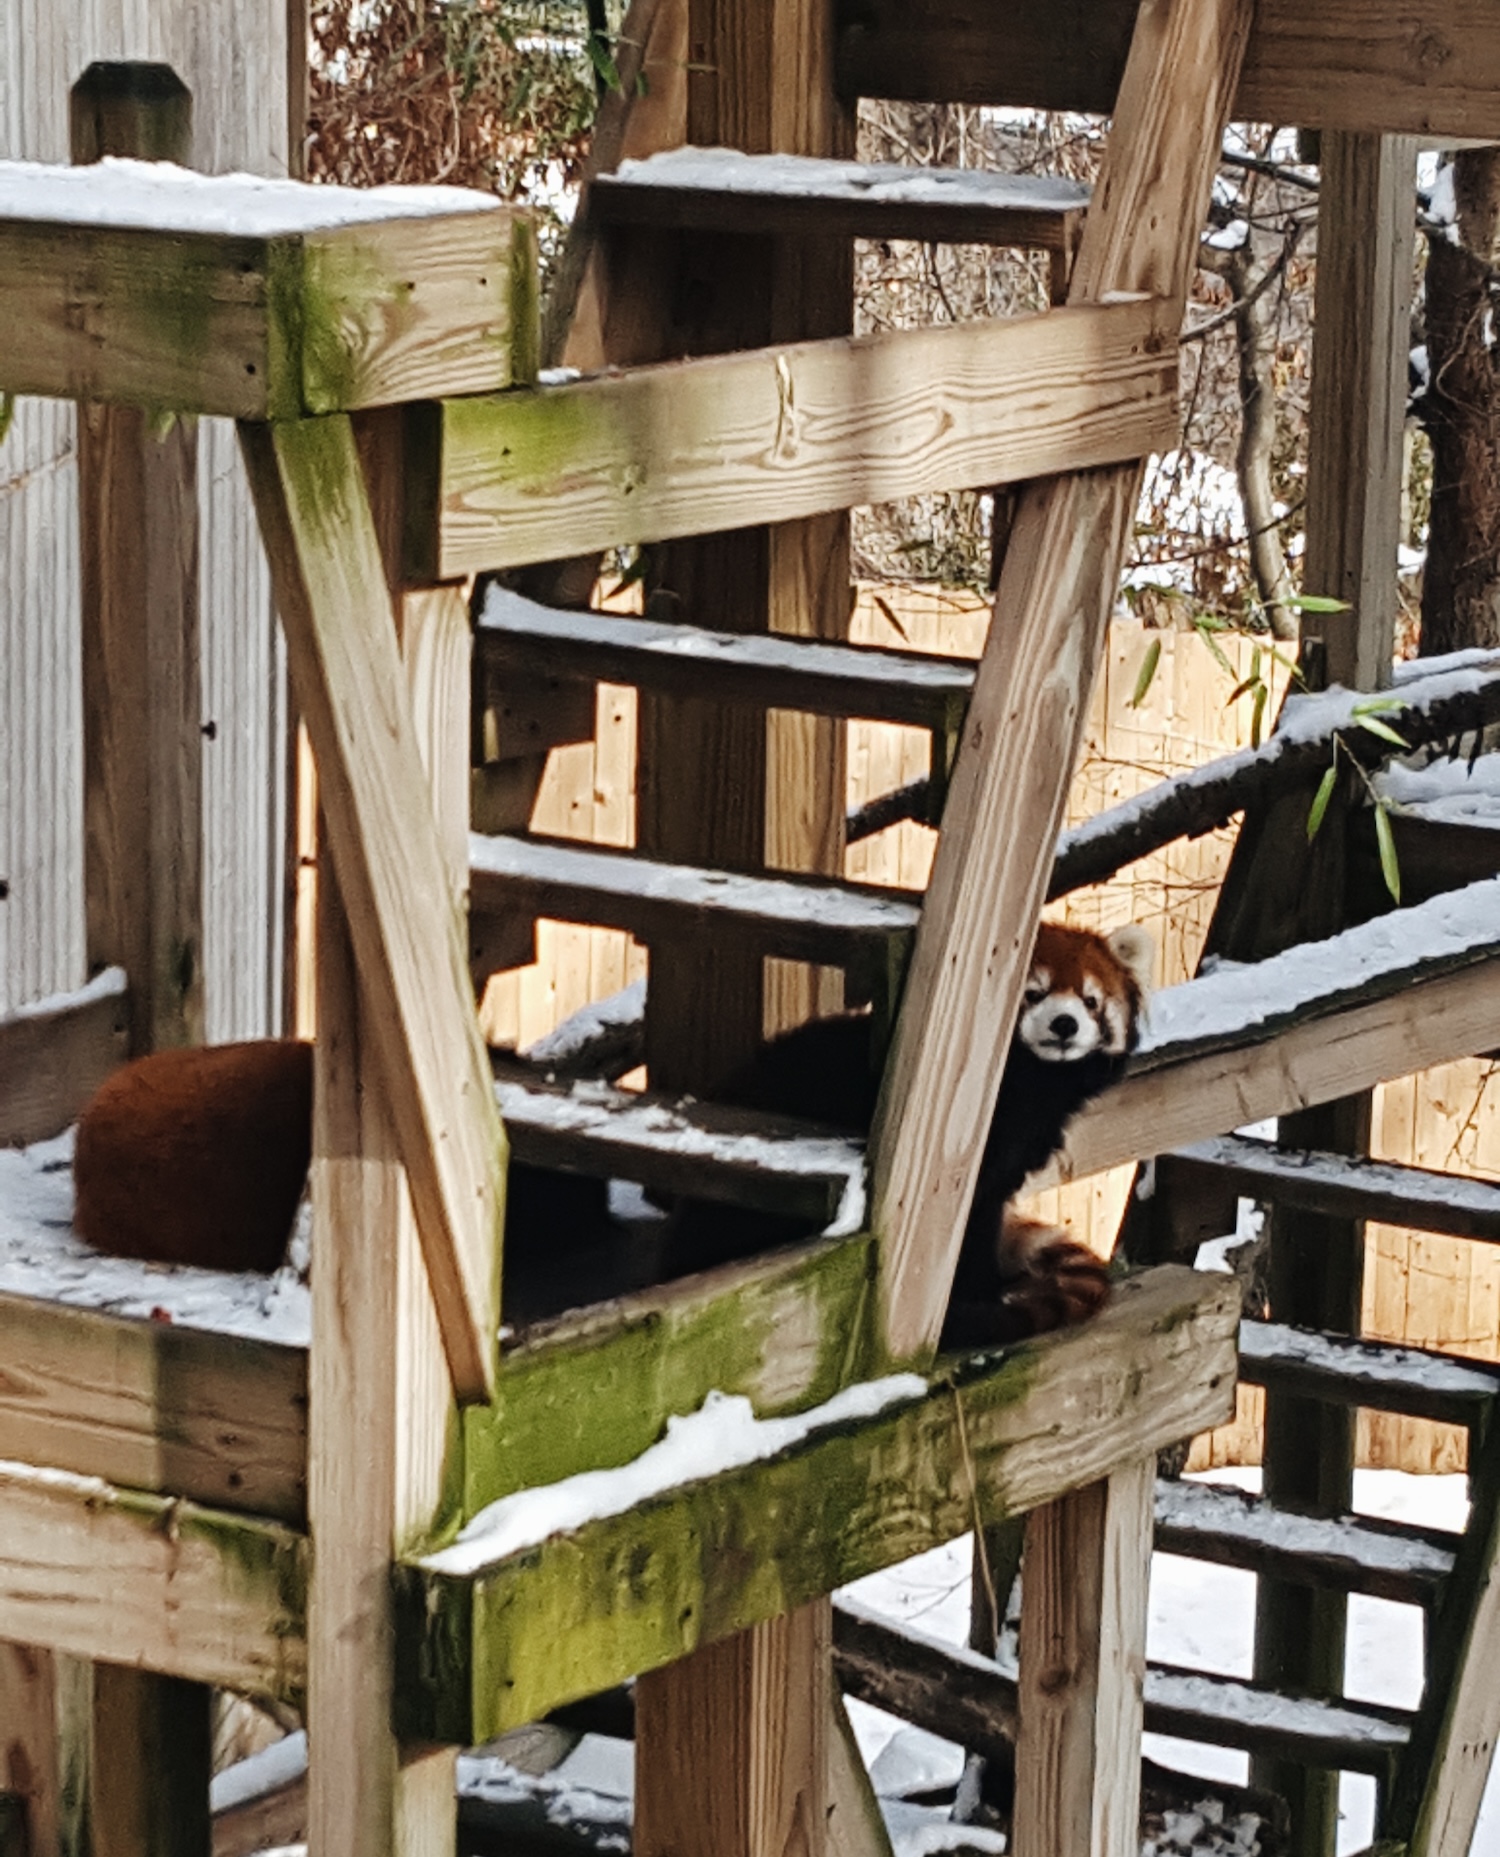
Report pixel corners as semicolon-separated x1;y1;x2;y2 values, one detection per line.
73;1040;312;1272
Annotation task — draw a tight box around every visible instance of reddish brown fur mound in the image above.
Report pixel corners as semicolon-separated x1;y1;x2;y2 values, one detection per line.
73;1041;312;1272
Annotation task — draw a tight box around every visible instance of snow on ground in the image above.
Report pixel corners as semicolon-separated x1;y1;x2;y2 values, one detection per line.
1376;749;1500;829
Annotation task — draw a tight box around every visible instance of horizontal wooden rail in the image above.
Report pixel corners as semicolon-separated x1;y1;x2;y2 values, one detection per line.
0;966;127;1146
477;588;974;731
835;0;1500;140
593;147;1088;248
0;1458;305;1704
434;296;1177;576
398;1267;1238;1743
1240;1321;1500;1430
0;161;534;416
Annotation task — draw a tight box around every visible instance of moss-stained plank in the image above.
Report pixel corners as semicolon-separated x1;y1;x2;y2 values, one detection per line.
0;1291;307;1524
0;186;530;416
0;1459;306;1706
436;297;1178;576
404;1267;1239;1743
470;1234;882;1508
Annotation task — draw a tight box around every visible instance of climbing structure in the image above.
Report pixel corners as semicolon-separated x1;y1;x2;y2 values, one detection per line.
2;4;1500;1857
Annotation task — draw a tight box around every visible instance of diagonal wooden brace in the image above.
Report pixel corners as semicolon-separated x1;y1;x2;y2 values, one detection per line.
240;413;505;1403
870;0;1257;1364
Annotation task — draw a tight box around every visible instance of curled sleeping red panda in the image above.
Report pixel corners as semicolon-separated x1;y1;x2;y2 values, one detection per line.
70;918;1151;1349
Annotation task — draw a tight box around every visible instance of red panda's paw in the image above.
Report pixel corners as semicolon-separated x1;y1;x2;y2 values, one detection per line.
942;1213;1111;1350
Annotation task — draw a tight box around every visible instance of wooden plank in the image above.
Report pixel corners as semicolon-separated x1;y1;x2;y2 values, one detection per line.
397;1266;1239;1744
826;1691;896;1857
476;588;974;730
0;166;531;417
833;1598;1016;1762
92;1664;212;1857
834;0;1500;141
1052;954;1500;1188
305;416;472;1857
1154;1476;1456;1607
239;412;504;1403
870;0;1254;1361
0;1644;89;1857
436;298;1177;577
494;1063;865;1226
0;968;128;1147
1144;1665;1411;1778
470;832;918;972
0;1460;305;1703
1166;1134;1500;1244
1014;1458;1153;1857
1239;1321;1500;1429
0;1292;306;1524
593;147;1087;248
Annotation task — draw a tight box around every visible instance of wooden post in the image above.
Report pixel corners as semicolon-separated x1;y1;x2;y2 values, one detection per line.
1013;1458;1155;1857
304;409;471;1857
1248;135;1415;1857
0;1645;90;1857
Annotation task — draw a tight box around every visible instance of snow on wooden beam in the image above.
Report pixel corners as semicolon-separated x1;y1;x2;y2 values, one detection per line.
0;159;536;417
0;966;127;1147
1240;1321;1500;1430
836;0;1500;141
434;297;1178;576
0;1457;306;1704
397;1266;1238;1745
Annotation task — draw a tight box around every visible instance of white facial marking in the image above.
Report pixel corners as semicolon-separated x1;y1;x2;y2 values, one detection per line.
1018;987;1104;1063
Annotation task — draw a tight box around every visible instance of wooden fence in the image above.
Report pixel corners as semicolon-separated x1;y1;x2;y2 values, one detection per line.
479;582;1500;1472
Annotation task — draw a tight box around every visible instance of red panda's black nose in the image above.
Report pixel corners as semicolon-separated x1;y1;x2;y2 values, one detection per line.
1050;1013;1079;1041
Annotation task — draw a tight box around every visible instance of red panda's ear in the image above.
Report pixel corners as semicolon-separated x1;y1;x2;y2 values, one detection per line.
1106;923;1155;995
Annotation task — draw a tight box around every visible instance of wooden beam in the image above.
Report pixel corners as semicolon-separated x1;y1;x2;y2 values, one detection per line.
240;412;504;1403
0;1460;305;1704
0;167;532;418
436;299;1178;577
870;0;1255;1361
1240;1321;1500;1432
0;1291;306;1524
0;968;128;1147
834;0;1500;142
826;1692;896;1857
0;1645;89;1857
398;1267;1239;1744
1014;1459;1153;1857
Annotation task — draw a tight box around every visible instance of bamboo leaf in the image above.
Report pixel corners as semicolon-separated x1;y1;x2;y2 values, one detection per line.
1289;593;1352;614
1225;674;1258;705
1375;801;1402;903
1354;715;1410;749
0;392;13;447
1306;764;1338;841
586;32;622;90
1194;620;1235;678
1130;637;1162;709
1251;681;1268;748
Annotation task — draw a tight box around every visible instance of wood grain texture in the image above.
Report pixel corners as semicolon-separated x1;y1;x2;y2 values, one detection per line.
0;970;128;1146
0;1460;305;1703
436;298;1178;576
240;412;503;1402
0;1291;306;1524
399;1267;1239;1744
1052;954;1500;1189
1014;1458;1153;1857
870;0;1254;1360
826;1691;897;1857
0;1643;89;1857
835;0;1500;140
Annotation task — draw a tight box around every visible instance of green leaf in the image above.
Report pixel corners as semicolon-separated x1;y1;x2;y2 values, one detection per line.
1251;681;1268;748
1350;694;1405;715
1194;619;1236;679
586;32;621;90
0;392;13;447
1354;715;1410;749
1306;764;1338;841
1250;643;1262;685
1289;593;1352;614
1375;801;1402;903
1129;637;1162;709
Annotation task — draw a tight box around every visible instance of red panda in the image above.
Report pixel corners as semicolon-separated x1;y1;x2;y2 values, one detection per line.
69;919;1150;1346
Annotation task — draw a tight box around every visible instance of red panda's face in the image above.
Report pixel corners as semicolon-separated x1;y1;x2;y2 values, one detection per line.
1016;922;1153;1065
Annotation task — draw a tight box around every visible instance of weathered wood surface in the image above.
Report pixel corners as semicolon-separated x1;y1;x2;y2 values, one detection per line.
1145;1664;1411;1778
470;832;918;970
1054;950;1500;1188
1014;1459;1152;1857
0;1643;88;1857
494;1062;866;1226
400;1267;1239;1743
1155;1476;1456;1608
1166;1134;1500;1244
241;413;504;1403
870;0;1254;1360
827;1691;897;1857
0;968;128;1147
0;166;532;417
592;148;1086;249
477;588;973;730
0;1459;305;1704
834;0;1500;140
436;298;1178;576
833;1598;1017;1760
0;1291;306;1524
1240;1321;1500;1429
